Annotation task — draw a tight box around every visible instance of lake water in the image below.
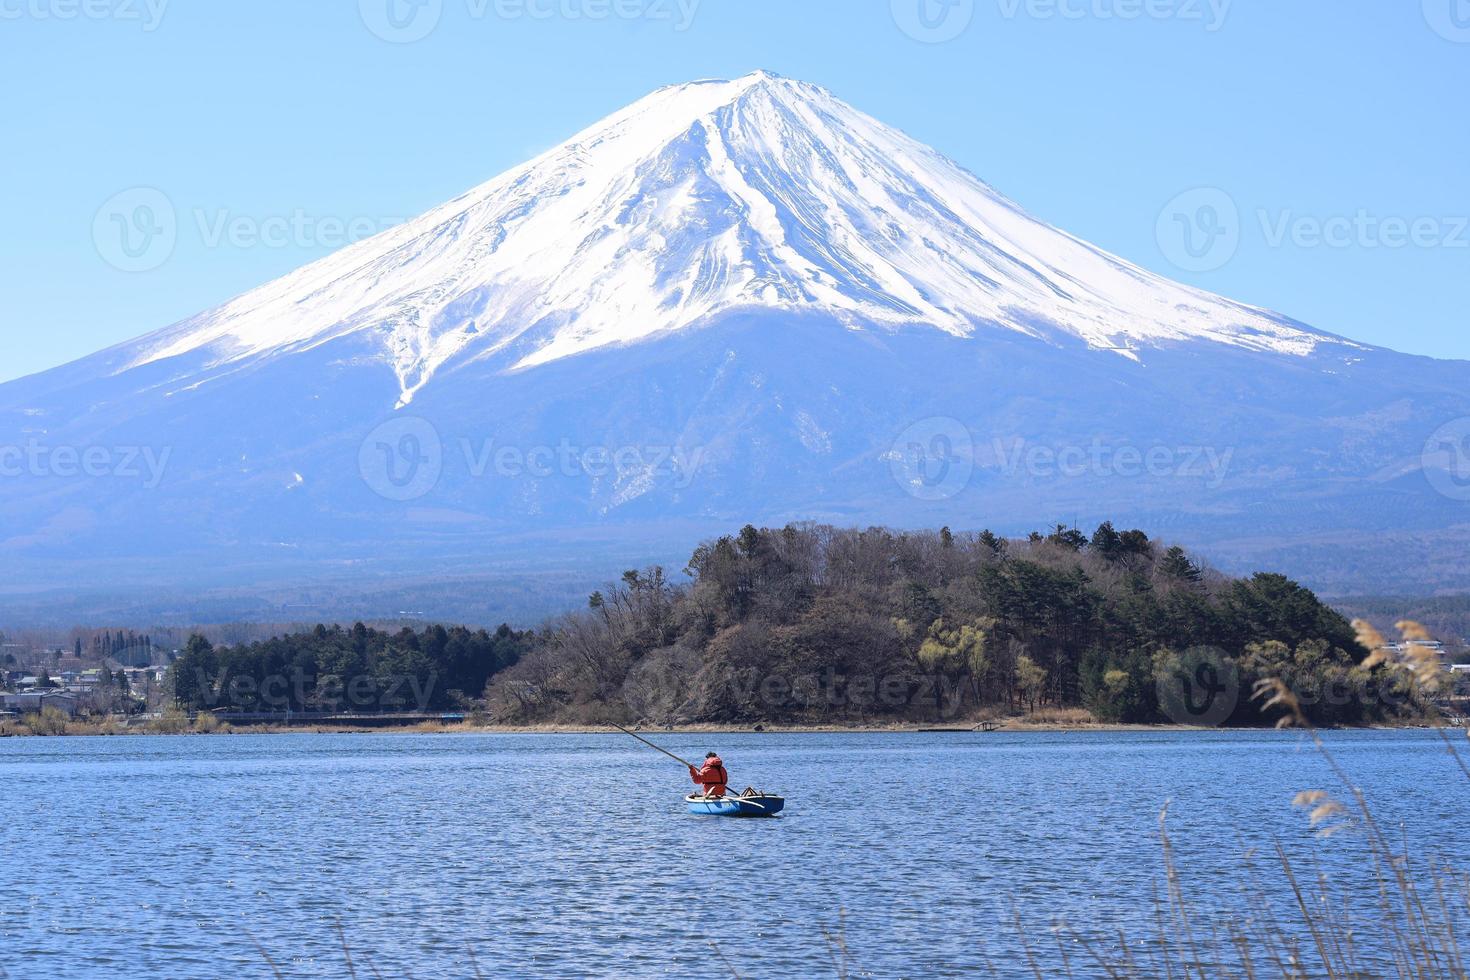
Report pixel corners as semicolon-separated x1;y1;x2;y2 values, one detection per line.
2;730;1465;978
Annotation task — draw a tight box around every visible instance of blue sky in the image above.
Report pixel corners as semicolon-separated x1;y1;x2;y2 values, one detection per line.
2;0;1466;383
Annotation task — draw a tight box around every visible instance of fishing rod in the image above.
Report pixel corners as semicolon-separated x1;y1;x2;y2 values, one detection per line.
612;723;698;770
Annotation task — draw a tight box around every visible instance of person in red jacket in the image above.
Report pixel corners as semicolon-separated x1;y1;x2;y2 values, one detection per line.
689;752;729;798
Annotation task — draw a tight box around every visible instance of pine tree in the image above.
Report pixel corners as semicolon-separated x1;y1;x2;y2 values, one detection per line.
1159;546;1202;583
1091;521;1123;560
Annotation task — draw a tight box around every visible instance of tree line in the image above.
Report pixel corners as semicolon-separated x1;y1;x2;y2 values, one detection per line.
168;622;532;713
165;522;1425;726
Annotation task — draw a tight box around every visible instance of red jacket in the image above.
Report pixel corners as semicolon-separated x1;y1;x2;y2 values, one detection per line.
690;756;729;797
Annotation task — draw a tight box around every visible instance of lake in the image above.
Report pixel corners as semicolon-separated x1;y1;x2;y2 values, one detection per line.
2;730;1465;978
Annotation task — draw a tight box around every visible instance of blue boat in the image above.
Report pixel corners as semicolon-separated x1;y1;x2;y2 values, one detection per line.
685;793;785;817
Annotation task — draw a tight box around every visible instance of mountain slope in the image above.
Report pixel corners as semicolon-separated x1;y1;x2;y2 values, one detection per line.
1;72;1465;621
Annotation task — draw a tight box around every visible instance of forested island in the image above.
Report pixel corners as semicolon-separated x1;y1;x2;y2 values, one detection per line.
163;522;1438;728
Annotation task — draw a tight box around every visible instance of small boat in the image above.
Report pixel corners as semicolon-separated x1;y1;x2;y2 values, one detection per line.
685;793;785;817
608;724;786;818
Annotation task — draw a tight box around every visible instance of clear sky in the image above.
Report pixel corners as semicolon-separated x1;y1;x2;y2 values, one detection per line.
2;0;1466;383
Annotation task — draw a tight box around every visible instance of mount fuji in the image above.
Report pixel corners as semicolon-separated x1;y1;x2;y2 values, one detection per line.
3;71;1467;622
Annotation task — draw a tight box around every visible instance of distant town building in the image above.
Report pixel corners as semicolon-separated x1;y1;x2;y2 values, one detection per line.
0;691;80;718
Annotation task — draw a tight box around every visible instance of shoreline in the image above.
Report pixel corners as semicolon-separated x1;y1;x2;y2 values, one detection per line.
1;717;1453;738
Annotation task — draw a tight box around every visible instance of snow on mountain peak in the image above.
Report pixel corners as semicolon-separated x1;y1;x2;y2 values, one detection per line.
125;71;1340;406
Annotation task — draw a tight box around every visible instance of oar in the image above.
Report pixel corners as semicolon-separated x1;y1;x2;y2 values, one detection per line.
612;723;698;769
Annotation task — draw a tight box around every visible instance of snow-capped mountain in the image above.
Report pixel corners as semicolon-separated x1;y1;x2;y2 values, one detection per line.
2;72;1466;620
126;71;1333;405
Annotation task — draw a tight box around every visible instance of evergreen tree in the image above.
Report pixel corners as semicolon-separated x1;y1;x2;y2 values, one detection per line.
1091;521;1123;560
1159;546;1202;583
1119;528;1152;558
1046;524;1088;550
